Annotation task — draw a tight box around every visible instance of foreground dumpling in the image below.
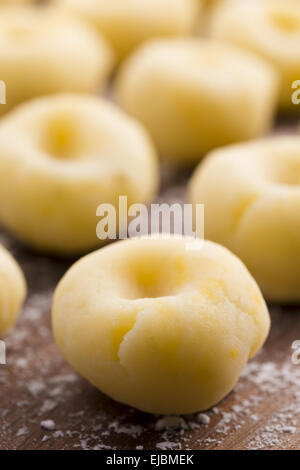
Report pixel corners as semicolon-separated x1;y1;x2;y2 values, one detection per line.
0;7;114;115
189;136;300;302
0;0;33;4
115;38;279;165
0;245;26;335
52;236;270;414
209;0;300;112
53;0;200;62
0;94;159;255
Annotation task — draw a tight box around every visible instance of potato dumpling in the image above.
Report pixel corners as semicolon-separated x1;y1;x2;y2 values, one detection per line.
52;236;270;415
0;94;159;255
53;0;201;62
189;136;300;303
0;7;114;115
115;38;279;165
209;0;300;112
0;245;26;335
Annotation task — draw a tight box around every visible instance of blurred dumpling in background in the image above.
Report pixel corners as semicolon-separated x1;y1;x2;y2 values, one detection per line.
188;136;300;302
115;38;279;165
0;93;159;255
203;0;221;5
0;7;114;115
0;244;26;336
209;0;300;112
52;0;201;62
197;0;223;35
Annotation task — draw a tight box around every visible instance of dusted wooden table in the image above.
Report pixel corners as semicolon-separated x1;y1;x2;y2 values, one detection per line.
1;120;300;451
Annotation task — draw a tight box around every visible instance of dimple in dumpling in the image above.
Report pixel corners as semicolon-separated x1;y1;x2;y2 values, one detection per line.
115;38;279;165
0;244;26;335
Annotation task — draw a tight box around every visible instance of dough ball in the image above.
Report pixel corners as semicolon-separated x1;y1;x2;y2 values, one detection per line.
209;0;300;112
0;94;159;255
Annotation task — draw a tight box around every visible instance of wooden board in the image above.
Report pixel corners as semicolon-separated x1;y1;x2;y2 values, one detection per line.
1;119;300;451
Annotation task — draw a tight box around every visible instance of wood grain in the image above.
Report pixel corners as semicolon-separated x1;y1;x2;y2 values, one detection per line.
1;119;300;450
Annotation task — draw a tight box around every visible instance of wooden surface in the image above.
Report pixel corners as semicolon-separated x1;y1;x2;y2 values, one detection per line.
1;120;300;451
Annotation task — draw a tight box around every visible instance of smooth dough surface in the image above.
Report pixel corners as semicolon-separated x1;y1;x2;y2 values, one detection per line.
115;38;279;164
189;136;300;302
53;0;201;61
0;244;26;335
0;94;159;255
52;236;270;414
209;0;300;111
0;7;114;115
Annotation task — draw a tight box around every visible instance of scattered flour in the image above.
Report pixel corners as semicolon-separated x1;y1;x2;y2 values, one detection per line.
108;422;143;437
40;420;56;431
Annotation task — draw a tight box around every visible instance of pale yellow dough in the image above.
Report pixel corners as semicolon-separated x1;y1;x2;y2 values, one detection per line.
52;236;270;414
115;38;279;165
189;136;300;303
0;94;159;255
0;245;26;335
209;0;300;111
0;7;114;115
53;0;201;62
